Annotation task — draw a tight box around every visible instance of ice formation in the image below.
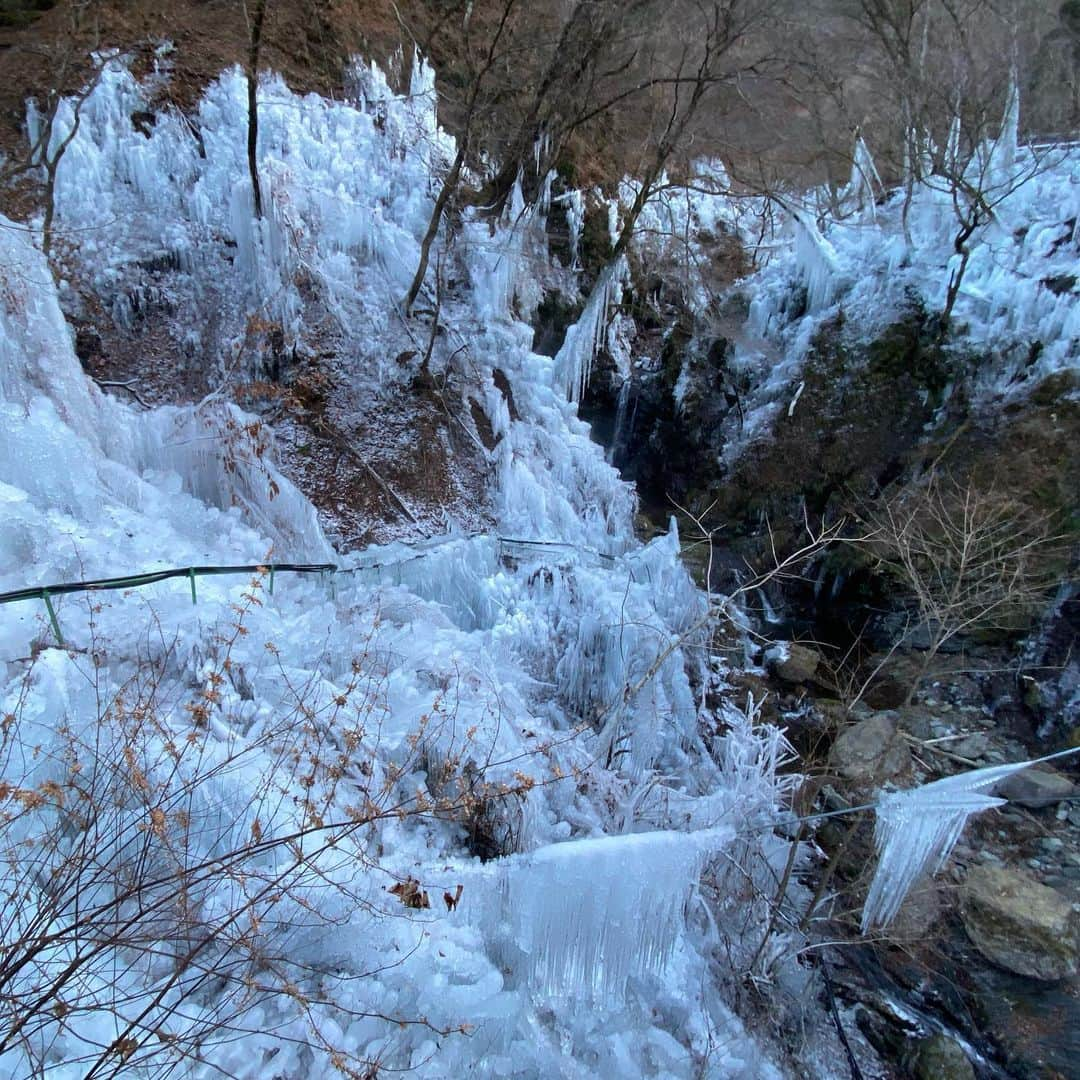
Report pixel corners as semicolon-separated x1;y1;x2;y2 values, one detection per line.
614;96;1079;465
790;209;843;312
554;259;627;403
7;35;1063;1078
491;827;734;1001
842;134;883;220
0;55;798;1079
862;759;1036;931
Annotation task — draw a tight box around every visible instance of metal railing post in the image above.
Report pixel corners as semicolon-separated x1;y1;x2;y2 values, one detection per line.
41;590;63;645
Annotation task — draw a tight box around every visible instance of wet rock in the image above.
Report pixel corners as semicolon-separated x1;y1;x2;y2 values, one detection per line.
961;864;1080;981
74;326;103;366
998;765;1076;810
888;879;944;942
908;1033;975;1080
766;642;822;684
828;713;911;787
726;671;780;727
971;964;1080;1079
859;653;929;710
814;698;850;729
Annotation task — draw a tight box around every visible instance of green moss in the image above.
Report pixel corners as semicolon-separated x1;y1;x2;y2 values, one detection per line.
1029;369;1080;407
863;300;952;403
577;200;613;280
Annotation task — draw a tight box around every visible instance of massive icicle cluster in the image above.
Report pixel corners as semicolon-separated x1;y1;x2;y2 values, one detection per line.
0;59;796;1079
613;112;1079;459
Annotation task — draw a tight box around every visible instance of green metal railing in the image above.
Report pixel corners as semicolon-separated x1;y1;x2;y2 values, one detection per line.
0;534;631;646
0;563;335;645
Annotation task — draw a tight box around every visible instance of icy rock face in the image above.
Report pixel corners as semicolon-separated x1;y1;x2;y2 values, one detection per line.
628;125;1080;470
829;714;911;791
765;641;822;684
0;216;330;579
0;59;797;1079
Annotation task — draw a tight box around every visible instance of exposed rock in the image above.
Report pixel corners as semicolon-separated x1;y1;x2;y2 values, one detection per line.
74;325;103;366
766;642;822;684
813;698;848;726
908;1034;975;1080
948;732;991;761
726;671;780;727
961;865;1080;981
1023;586;1080;744
860;653;927;710
887;878;944;943
971;964;1080;1080
893;704;936;741
828;713;911;787
999;765;1076;810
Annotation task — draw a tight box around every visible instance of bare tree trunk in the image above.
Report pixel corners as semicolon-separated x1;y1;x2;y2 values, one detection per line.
246;0;268;220
611;50;714;261
479;0;636;216
405;143;465;315
42;85;95;260
940;214;978;334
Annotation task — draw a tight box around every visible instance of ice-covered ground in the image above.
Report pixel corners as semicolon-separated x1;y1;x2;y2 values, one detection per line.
0;58;809;1078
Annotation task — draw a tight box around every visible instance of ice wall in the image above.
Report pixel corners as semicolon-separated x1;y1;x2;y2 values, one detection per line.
0;54;797;1079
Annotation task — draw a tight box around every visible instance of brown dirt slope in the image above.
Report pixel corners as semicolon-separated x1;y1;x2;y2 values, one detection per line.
0;0;406;170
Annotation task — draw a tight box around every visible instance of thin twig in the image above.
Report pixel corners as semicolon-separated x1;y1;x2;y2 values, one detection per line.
94;378;150;408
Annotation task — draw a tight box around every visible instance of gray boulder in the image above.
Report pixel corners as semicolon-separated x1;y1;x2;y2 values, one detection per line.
961;864;1080;981
828;713;911;788
998;765;1076;810
766;642;822;684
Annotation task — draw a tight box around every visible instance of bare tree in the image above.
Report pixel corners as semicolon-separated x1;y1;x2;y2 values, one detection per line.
861;470;1068;704
402;0;520;315
783;0;1071;328
0;0;105;260
401;0;782;314
607;0;784;260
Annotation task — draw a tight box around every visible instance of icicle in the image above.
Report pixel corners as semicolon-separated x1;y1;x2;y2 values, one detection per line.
988;71;1020;189
790;210;841;312
408;49;439;143
945;113;962;178
787;380;805;417
862;759;1038;932
919;127;937;181
494;827;733;1001
25;98;43;165
565;189;583;267
758;588;781;625
532;128;551;179
843;134;882;220
553;259;625;402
